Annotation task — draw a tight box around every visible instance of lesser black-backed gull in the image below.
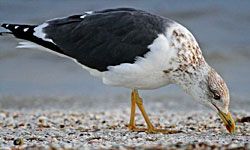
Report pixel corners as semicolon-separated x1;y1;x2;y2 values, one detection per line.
0;8;235;133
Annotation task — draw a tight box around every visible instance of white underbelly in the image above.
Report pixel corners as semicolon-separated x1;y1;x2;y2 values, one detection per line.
102;63;171;90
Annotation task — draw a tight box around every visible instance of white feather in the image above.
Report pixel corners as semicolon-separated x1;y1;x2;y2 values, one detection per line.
33;23;55;44
102;34;178;89
17;41;65;58
85;11;93;14
23;28;29;32
80;15;86;19
16;41;103;77
80;11;93;19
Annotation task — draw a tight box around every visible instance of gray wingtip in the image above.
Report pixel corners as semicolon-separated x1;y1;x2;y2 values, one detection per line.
0;23;12;36
0;32;12;36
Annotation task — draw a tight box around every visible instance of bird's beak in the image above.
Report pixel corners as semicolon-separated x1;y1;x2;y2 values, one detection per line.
218;111;235;133
211;102;235;133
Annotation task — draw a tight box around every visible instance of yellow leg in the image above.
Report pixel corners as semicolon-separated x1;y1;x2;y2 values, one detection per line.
128;89;147;132
128;90;136;130
128;89;180;134
134;90;155;130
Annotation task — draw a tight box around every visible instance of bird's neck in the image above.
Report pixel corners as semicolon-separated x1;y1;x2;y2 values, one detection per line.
172;62;211;96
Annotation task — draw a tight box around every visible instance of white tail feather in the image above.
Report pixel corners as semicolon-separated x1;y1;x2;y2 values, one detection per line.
16;41;103;77
17;41;39;48
17;41;67;58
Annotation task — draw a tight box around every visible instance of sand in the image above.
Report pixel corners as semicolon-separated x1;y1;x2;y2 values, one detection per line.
0;109;249;149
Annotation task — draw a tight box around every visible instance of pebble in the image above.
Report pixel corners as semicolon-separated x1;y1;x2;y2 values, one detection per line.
0;110;249;149
13;138;24;145
237;116;250;123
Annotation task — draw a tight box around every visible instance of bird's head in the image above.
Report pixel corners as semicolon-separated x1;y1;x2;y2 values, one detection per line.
206;68;235;133
180;65;236;133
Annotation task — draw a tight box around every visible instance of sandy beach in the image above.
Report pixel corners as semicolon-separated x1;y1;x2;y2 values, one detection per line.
0;108;249;149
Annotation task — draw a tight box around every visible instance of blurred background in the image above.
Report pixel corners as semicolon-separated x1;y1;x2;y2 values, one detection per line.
0;0;249;112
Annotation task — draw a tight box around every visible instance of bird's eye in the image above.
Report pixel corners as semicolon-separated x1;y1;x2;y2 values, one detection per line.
213;92;221;100
208;86;221;100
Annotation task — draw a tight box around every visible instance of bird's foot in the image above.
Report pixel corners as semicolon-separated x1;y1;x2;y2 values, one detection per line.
128;125;181;134
128;126;148;132
146;127;181;134
128;124;148;132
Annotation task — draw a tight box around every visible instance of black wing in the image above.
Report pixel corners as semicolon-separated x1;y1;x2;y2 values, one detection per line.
44;8;170;71
2;8;170;71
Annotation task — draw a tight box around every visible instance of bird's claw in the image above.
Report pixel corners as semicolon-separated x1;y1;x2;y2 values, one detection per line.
128;125;147;132
128;125;181;134
147;128;182;134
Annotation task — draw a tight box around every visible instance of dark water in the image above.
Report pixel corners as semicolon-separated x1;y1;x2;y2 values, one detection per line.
0;1;249;111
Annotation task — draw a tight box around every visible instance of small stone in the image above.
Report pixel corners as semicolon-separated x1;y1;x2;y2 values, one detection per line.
37;116;50;128
38;116;47;124
59;124;65;128
237;116;250;123
13;138;24;145
0;112;7;119
52;138;58;142
75;120;82;124
12;112;19;119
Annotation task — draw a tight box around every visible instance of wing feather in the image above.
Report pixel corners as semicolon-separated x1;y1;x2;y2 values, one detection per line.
42;8;170;71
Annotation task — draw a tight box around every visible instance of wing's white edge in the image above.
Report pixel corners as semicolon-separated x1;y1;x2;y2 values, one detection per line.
33;23;55;44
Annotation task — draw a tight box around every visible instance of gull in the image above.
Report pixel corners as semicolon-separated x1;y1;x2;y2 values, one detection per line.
0;8;235;133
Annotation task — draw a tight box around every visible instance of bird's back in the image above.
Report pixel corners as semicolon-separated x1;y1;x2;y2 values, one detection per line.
1;8;173;72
